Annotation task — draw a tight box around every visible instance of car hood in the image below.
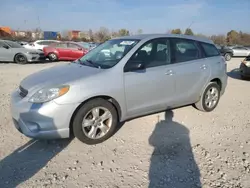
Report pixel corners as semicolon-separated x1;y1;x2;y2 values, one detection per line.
20;63;103;92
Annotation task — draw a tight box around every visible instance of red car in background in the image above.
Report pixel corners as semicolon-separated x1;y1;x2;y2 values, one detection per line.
43;41;89;61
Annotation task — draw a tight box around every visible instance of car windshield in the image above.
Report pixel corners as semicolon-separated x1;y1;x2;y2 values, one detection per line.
5;41;23;48
77;39;139;69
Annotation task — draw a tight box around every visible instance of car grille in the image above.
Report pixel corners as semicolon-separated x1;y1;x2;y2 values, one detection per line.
19;86;28;98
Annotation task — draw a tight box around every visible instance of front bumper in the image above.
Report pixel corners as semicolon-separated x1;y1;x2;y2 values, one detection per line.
10;90;78;139
240;63;250;77
26;53;46;62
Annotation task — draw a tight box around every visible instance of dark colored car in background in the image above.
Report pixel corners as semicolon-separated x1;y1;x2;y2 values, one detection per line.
43;41;89;61
219;46;234;61
239;56;250;79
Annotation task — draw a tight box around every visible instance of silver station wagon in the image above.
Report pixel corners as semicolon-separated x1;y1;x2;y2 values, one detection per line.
11;34;228;144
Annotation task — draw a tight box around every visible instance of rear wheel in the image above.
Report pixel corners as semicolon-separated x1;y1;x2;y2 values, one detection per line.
14;54;27;64
72;98;118;145
224;53;231;61
48;53;58;61
194;82;221;112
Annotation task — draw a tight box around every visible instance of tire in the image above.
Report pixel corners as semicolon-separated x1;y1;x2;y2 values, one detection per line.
72;98;118;145
194;82;221;112
14;54;27;64
48;53;58;61
224;53;231;61
241;75;247;80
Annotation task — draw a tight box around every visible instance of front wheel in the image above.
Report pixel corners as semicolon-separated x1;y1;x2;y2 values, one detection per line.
194;82;221;112
14;54;27;64
224;53;231;61
72;98;118;145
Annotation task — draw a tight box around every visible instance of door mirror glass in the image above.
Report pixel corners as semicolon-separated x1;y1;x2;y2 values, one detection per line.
124;60;145;72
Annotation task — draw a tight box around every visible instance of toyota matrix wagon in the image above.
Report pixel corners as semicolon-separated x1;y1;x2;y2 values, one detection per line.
11;34;228;145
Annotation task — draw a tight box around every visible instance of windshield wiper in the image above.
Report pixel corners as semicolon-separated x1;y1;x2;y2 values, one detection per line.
85;59;100;68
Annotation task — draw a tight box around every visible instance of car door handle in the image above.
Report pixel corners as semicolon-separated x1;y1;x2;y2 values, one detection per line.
200;65;207;69
165;70;174;76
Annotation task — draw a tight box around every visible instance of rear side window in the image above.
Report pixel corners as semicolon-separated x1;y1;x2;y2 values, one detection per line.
200;42;220;57
171;38;201;63
56;43;67;48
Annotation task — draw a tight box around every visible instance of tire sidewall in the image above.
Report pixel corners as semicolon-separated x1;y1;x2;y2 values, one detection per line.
15;54;27;64
201;82;221;112
73;98;118;145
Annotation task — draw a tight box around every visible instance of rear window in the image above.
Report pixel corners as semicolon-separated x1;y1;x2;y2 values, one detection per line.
201;43;220;57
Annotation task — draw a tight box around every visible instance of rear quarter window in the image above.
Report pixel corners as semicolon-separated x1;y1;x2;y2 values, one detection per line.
201;42;220;57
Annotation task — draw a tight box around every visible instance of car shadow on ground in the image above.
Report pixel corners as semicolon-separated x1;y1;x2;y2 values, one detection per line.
148;110;201;188
0;139;72;188
227;68;250;81
0;107;73;188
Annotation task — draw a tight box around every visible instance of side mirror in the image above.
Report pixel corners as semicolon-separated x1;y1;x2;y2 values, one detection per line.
124;60;145;72
78;47;83;51
3;45;9;49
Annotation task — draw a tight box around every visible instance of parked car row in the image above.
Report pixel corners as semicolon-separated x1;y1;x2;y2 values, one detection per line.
0;39;45;64
217;45;250;61
0;39;101;64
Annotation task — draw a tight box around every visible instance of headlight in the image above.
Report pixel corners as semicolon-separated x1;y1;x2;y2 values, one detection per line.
29;85;70;103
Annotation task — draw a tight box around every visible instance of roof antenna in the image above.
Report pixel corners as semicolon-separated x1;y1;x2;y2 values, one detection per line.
187;21;194;30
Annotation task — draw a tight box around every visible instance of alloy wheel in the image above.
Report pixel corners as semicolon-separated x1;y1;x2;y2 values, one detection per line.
82;107;112;139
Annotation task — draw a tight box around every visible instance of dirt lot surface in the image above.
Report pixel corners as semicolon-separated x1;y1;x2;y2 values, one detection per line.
0;58;249;188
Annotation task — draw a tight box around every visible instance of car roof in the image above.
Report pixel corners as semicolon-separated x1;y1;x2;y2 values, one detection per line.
113;34;214;44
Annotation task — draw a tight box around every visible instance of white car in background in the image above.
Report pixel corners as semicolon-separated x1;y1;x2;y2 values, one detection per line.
23;40;59;51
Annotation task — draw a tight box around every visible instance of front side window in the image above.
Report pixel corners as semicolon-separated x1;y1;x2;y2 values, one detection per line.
77;39;139;69
201;42;220;57
172;38;200;63
126;38;171;69
5;41;23;48
0;41;6;48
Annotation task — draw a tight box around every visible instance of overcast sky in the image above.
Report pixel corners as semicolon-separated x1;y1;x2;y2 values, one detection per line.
1;0;250;35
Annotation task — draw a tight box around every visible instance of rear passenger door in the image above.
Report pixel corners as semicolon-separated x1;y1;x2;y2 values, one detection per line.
169;38;211;105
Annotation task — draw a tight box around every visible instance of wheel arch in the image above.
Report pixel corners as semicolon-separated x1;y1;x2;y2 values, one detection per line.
69;95;122;136
210;78;222;90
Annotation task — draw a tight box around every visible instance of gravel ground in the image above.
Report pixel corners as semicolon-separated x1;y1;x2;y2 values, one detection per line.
0;58;249;188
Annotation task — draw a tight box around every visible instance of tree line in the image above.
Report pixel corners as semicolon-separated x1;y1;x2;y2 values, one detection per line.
1;26;250;46
169;28;250;46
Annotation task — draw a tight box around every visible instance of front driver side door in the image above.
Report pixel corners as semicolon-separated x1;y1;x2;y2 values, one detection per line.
123;38;176;118
68;43;84;60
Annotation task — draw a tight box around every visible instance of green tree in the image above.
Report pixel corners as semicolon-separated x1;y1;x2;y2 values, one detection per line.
95;27;111;42
171;29;182;34
118;29;130;36
226;30;239;45
137;29;143;34
184;28;194;35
